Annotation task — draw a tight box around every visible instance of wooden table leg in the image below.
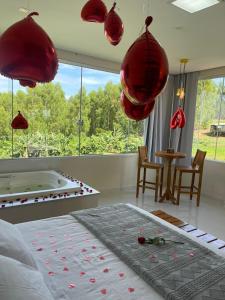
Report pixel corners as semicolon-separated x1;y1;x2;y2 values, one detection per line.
159;158;176;204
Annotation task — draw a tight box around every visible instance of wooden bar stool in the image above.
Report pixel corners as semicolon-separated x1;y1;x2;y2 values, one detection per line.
136;146;164;202
172;149;207;206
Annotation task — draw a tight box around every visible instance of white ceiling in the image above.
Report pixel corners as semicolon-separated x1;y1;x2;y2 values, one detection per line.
0;0;225;74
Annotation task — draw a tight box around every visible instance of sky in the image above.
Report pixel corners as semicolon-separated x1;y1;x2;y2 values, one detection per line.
0;63;120;99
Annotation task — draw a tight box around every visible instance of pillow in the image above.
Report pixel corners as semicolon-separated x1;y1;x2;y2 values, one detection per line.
0;218;37;268
0;255;54;300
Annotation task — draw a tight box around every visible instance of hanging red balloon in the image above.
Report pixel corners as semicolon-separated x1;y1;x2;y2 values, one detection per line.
0;12;58;88
20;79;36;88
120;91;155;121
104;2;124;46
81;0;107;23
121;16;168;105
170;107;186;129
11;111;29;129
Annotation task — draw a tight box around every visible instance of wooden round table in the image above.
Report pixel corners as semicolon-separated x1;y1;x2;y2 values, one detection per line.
155;150;186;204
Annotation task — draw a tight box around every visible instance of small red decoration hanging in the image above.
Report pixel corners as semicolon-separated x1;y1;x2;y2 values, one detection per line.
11;111;29;129
20;79;36;88
170;107;186;129
120;92;155;121
104;2;124;46
0;12;58;88
120;16;168;105
81;0;107;23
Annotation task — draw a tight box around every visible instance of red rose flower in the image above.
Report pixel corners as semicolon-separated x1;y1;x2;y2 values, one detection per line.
138;236;146;244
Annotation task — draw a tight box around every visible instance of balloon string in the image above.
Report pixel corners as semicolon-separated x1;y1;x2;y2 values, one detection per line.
147;0;150;16
28;12;39;17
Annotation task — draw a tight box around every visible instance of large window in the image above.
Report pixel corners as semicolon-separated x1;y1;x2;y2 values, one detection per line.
193;77;225;161
80;68;143;154
0;62;144;159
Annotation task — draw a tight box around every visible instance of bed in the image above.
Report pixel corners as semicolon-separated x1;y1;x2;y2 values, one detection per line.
1;204;225;300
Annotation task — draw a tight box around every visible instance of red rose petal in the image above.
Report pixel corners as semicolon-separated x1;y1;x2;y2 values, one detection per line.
89;278;96;283
81;248;87;253
128;288;135;293
61;256;67;261
37;247;43;251
80;271;86;276
48;271;55;276
103;268;109;273
63;267;69;272
119;272;125;278
99;256;105;260
100;289;107;295
84;256;91;262
92;246;96;249
68;283;76;289
149;254;158;263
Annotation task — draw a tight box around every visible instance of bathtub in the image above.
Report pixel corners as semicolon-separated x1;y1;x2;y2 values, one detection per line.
0;170;81;202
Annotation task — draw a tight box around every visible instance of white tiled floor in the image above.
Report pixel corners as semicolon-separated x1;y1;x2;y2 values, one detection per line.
97;187;225;241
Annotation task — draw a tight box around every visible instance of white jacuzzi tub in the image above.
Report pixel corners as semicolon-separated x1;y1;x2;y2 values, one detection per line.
0;170;81;201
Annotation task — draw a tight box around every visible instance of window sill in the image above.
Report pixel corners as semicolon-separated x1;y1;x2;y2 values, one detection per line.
0;152;138;162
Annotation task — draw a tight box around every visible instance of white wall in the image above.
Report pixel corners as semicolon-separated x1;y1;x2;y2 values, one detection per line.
0;154;138;192
174;159;225;201
201;159;225;201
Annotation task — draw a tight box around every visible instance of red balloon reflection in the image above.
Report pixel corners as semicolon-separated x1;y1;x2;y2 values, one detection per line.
11;111;28;129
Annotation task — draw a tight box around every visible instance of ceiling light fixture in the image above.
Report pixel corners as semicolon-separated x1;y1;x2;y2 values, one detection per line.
177;58;188;100
172;0;219;13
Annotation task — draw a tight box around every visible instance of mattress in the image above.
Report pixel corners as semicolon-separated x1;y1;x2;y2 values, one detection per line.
16;204;225;300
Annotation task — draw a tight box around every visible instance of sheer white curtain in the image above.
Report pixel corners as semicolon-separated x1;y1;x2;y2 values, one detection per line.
144;72;199;165
144;76;174;163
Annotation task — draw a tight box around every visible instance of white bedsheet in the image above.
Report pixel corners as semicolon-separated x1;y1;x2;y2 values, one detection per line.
16;204;225;300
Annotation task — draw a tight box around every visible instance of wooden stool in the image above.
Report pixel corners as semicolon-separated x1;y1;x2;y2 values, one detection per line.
136;146;164;202
172;149;207;206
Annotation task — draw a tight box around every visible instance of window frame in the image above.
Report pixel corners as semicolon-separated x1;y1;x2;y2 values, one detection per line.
193;74;225;163
0;56;143;160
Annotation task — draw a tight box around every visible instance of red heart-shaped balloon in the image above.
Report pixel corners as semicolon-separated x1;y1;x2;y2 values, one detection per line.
170;107;186;129
121;16;168;105
81;0;107;23
0;12;58;88
104;2;124;46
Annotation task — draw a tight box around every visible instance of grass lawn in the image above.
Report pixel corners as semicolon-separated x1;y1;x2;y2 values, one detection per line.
192;129;225;161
